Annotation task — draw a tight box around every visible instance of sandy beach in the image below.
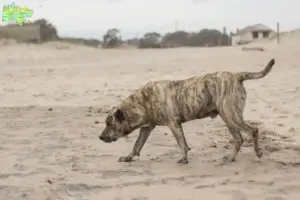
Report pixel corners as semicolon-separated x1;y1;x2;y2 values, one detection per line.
0;34;300;200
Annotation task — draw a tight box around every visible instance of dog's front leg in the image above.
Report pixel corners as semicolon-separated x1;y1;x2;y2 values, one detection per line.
167;122;189;164
118;125;155;162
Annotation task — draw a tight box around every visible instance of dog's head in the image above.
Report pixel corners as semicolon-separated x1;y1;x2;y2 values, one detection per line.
99;107;131;143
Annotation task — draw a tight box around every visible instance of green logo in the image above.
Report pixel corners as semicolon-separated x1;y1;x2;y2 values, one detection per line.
2;2;34;25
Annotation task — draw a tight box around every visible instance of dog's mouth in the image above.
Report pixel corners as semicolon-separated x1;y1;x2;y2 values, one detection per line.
99;136;117;143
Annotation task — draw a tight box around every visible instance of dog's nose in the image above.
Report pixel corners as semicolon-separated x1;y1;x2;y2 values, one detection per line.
99;136;112;143
99;136;105;141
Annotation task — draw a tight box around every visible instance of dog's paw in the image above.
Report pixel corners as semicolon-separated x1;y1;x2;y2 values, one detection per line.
177;158;189;164
222;154;236;162
256;149;263;159
118;156;133;162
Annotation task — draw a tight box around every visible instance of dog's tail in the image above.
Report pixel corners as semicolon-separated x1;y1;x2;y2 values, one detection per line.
237;59;275;82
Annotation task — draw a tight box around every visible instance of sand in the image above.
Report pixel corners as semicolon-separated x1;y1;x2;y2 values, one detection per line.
0;35;300;200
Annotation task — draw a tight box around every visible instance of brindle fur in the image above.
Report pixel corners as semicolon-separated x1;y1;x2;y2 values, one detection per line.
99;59;275;164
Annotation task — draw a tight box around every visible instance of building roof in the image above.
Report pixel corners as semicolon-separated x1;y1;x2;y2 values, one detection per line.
235;23;274;36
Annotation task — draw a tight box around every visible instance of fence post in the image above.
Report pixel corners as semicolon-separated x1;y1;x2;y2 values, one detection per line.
277;22;280;44
223;26;227;45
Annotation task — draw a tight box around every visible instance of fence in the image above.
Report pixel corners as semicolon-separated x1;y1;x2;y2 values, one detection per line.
0;22;58;43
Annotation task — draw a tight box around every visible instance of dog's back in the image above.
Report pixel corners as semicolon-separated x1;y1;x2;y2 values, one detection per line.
131;76;216;123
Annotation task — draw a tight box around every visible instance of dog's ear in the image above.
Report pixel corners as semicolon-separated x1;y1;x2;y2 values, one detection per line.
114;109;126;122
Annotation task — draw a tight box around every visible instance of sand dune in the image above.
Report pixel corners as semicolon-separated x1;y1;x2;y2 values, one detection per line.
0;34;300;200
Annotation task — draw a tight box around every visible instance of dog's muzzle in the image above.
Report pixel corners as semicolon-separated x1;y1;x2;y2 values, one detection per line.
99;136;117;143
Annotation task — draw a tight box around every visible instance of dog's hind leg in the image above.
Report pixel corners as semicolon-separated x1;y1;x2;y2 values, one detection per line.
167;122;190;164
223;126;244;161
219;105;262;161
218;87;262;161
118;125;155;162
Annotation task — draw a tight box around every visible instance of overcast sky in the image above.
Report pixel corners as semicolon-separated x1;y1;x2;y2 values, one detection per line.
1;0;299;39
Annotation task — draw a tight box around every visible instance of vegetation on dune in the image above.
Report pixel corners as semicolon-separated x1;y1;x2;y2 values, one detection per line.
0;17;231;48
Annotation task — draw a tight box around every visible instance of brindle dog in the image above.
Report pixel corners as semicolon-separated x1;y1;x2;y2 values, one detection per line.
99;59;275;164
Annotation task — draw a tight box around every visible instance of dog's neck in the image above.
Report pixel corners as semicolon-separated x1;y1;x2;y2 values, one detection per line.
120;101;147;131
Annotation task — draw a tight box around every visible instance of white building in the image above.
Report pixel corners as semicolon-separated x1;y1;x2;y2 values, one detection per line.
231;24;276;46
